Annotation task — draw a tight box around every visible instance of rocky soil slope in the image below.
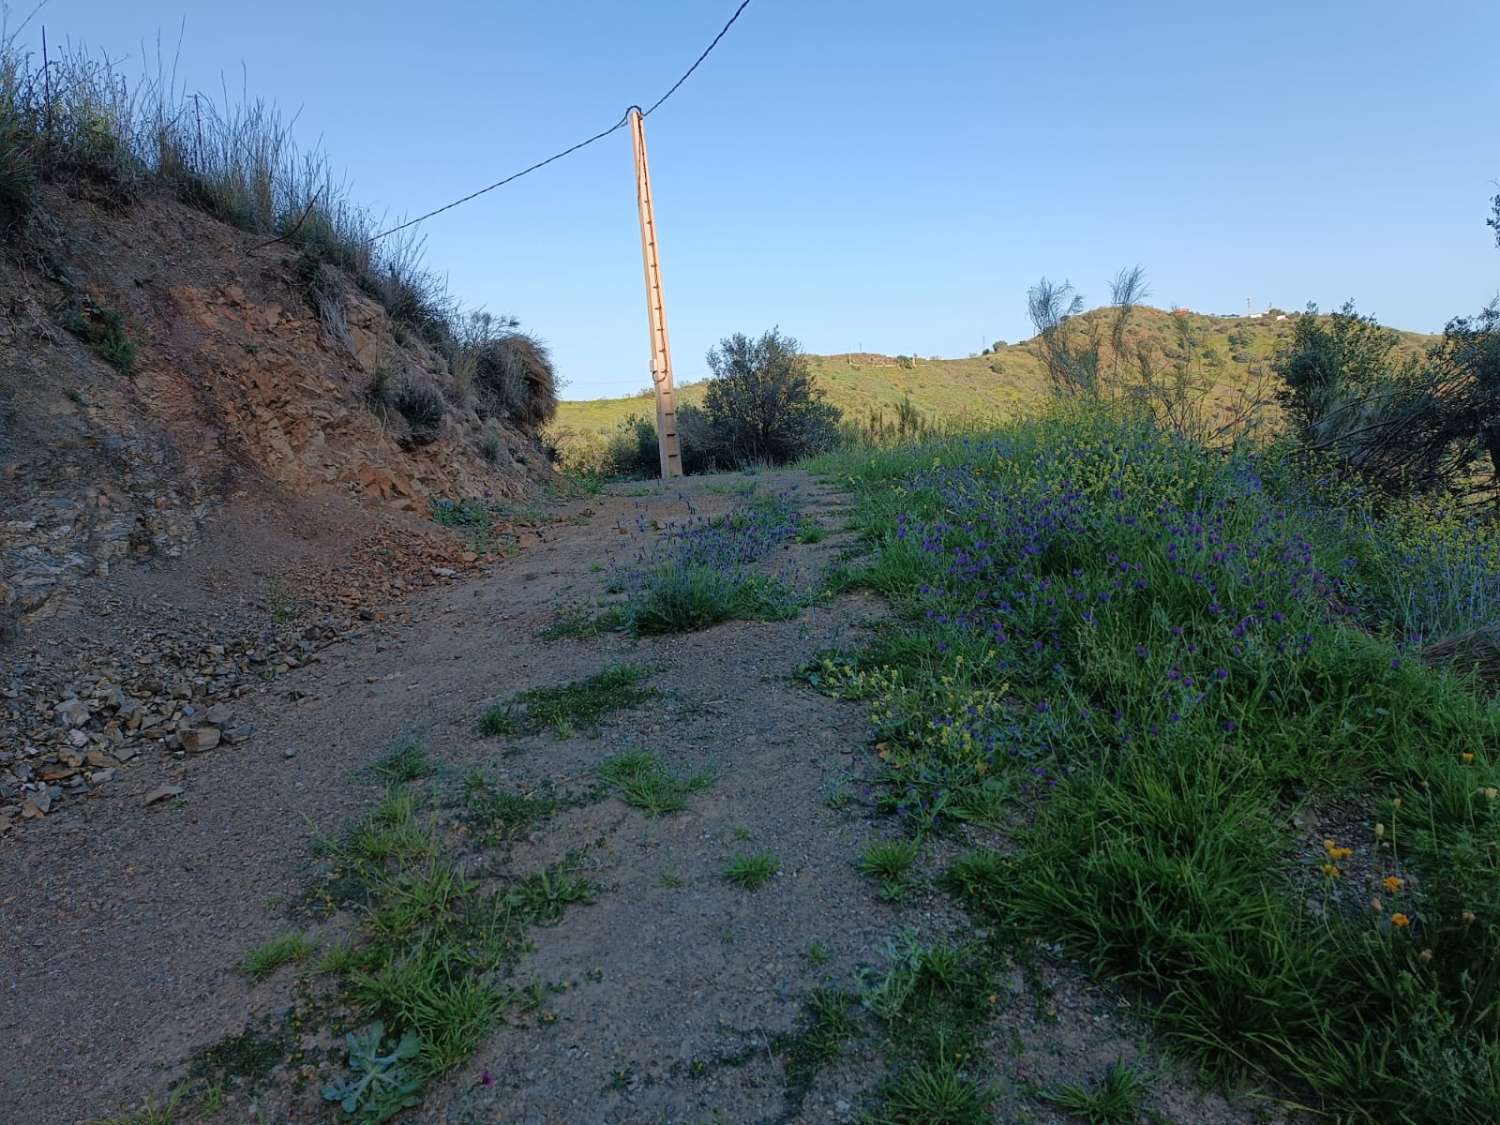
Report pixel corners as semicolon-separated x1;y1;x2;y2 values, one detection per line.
1;184;559;833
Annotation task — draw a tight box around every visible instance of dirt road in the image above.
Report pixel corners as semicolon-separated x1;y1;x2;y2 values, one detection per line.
2;469;1261;1124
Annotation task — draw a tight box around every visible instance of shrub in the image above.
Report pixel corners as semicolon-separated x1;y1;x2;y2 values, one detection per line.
1275;300;1500;498
60;303;137;373
478;424;506;466
473;331;558;432
391;380;445;446
603;403;719;478
1273;301;1406;433
702;329;841;465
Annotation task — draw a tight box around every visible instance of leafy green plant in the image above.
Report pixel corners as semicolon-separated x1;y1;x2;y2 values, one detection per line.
321;1023;423;1122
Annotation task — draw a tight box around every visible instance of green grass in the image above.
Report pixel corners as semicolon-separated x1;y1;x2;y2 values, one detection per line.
479;665;654;738
238;932;315;981
1038;1061;1149;1124
858;935;1003;1123
318;794;597;1091
99;1090;185;1125
459;772;560;841
877;1056;996;1125
62;304;138;374
795;519;827;544
857;838;920;899
372;736;432;782
805;405;1500;1121
770;988;863;1114
595;750;714;816
535;603;621;641
626;566;798;635
723;851;780;890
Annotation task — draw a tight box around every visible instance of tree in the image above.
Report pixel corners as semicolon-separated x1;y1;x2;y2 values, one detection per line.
1272;301;1405;433
702;329;840;464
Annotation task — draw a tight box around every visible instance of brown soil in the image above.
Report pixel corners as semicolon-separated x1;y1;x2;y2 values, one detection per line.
1;470;1280;1124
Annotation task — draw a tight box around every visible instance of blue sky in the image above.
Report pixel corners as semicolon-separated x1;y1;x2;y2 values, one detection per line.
14;0;1500;398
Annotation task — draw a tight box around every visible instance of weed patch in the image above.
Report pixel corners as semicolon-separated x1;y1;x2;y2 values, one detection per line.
723;851;780;889
479;665;654;738
1038;1060;1148;1124
459;771;562;842
238;932;315;981
857;837;920;900
371;736;432;783
596;750;714;816
620;493;807;635
61;302;138;374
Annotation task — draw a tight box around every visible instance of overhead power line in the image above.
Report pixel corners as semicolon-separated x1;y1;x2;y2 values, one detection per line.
365;0;752;245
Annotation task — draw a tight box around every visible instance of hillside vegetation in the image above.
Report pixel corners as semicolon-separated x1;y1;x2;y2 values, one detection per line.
806;406;1500;1121
551;307;1437;466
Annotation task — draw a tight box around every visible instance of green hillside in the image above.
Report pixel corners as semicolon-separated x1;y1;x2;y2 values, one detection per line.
550;307;1437;463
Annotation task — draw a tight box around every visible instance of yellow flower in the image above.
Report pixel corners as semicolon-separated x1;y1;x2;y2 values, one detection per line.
1383;875;1404;893
1461;752;1475;764
1322;838;1337;853
1391;913;1411;928
1320;863;1340;878
1483;788;1498;801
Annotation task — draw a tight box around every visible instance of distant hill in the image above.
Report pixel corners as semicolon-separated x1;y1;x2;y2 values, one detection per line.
549;307;1437;462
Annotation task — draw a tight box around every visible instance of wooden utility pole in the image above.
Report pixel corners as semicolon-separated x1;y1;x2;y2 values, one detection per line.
627;107;684;478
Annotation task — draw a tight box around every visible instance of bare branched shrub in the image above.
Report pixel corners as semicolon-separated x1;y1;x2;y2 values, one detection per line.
1027;266;1271;441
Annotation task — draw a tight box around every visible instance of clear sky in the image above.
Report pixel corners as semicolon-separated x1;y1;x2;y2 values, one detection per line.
13;0;1500;398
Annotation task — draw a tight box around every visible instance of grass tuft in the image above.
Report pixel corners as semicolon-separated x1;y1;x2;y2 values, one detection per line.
596;750;714;816
1038;1061;1148;1124
372;736;432;782
239;932;315;981
857;837;920;897
723;851;780;890
479;665;654;738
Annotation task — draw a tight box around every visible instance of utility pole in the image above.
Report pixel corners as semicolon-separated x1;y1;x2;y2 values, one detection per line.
627;107;683;478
